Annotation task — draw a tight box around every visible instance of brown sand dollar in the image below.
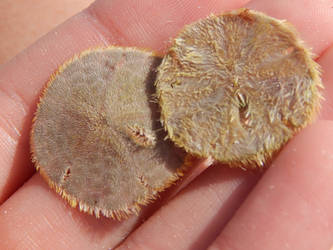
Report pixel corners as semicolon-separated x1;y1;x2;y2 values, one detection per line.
156;9;322;168
31;47;184;219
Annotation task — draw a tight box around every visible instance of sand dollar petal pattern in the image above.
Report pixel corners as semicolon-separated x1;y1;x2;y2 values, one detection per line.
156;9;322;168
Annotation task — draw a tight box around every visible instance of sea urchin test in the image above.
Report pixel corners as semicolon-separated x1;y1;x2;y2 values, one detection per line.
31;47;184;220
31;9;323;220
156;9;322;168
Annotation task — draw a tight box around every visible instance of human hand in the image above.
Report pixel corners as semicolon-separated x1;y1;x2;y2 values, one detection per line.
0;0;94;64
0;0;332;249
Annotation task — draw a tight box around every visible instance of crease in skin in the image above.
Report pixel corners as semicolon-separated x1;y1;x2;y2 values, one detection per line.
86;5;130;46
27;6;324;221
0;86;28;139
0;123;18;151
30;47;187;220
156;8;323;169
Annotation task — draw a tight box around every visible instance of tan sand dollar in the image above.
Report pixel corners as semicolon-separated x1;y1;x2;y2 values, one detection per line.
155;9;322;168
31;47;184;220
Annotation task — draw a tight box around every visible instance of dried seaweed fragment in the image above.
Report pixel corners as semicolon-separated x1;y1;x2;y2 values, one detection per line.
31;47;185;220
156;8;322;168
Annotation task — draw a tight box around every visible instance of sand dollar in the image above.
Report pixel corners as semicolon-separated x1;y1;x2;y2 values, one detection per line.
31;47;184;219
156;9;322;168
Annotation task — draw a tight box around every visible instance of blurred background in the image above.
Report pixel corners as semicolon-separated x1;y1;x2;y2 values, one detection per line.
0;0;95;65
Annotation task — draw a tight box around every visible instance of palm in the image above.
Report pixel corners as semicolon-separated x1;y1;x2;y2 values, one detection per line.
0;0;332;249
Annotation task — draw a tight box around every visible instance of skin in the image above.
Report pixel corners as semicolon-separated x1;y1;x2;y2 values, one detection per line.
0;0;332;249
0;0;94;64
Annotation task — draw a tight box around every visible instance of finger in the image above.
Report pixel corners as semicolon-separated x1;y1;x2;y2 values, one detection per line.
88;0;251;52
0;1;330;250
246;0;333;57
117;0;333;248
205;2;333;249
0;175;139;249
208;120;333;250
0;0;94;64
0;0;249;248
0;8;114;203
117;166;260;250
0;160;217;249
245;0;333;118
0;0;249;203
318;45;333;120
1;0;332;204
